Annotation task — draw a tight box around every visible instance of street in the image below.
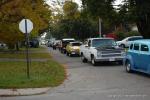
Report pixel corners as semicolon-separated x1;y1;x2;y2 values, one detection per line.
1;47;150;100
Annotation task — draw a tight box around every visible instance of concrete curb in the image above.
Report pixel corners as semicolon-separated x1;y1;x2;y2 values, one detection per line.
0;87;50;97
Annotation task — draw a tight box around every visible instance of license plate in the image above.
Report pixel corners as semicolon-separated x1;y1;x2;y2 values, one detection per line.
109;58;115;61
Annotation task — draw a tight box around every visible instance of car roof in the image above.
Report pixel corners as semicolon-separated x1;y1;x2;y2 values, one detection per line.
62;38;75;41
88;38;114;40
130;39;150;44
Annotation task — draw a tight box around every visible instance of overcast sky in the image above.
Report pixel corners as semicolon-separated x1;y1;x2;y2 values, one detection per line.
46;0;124;9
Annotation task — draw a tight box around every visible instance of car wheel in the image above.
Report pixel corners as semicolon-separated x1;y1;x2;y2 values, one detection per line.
81;54;87;63
120;44;125;48
66;52;69;56
125;61;132;73
91;56;97;66
69;53;72;57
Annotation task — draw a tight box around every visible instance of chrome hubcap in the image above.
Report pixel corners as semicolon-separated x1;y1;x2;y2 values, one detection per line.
126;63;130;71
92;58;95;64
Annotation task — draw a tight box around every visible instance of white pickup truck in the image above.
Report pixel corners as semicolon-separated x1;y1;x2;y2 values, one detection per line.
80;38;125;66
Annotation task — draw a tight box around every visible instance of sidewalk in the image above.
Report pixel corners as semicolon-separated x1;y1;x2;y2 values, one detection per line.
0;88;50;96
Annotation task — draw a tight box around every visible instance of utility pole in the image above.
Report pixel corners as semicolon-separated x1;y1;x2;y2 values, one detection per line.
99;17;102;38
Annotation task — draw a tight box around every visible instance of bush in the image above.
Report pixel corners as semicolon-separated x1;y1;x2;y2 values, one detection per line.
115;31;140;40
125;31;140;37
115;31;126;40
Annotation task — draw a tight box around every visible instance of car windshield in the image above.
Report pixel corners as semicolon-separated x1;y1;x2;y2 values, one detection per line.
72;43;81;46
128;37;143;41
92;39;116;47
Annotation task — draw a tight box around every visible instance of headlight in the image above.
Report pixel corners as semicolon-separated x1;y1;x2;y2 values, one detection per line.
97;51;101;57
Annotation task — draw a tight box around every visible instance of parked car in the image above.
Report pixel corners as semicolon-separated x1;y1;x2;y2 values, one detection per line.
124;39;150;75
0;42;6;49
66;41;82;56
116;36;143;48
52;40;61;50
29;39;39;48
60;38;75;54
80;38;125;66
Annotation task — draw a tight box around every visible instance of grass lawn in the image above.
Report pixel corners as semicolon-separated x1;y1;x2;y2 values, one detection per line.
0;60;65;88
0;47;51;59
0;47;66;89
0;53;51;59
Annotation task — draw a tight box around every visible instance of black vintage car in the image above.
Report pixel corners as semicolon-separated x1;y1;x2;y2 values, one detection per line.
60;38;75;54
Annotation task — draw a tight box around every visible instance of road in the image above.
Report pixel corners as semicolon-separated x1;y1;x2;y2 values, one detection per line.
1;47;150;100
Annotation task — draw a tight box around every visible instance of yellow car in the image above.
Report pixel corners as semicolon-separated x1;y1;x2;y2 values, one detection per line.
66;42;82;56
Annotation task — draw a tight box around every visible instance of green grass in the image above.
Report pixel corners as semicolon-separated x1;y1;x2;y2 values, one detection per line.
0;47;51;59
0;47;66;89
0;60;65;89
0;53;51;59
20;47;47;51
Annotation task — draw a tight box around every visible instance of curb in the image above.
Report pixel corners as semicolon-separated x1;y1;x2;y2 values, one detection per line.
0;87;50;97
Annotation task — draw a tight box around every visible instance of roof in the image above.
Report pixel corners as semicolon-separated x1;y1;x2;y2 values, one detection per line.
88;37;114;40
130;39;150;44
62;38;75;41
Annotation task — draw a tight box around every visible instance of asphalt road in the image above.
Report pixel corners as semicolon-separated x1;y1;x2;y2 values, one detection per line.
1;47;150;100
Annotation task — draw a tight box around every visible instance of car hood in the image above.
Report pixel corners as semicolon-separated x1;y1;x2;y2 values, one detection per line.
96;45;124;51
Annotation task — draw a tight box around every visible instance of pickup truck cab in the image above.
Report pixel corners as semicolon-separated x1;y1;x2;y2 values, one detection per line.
80;38;125;66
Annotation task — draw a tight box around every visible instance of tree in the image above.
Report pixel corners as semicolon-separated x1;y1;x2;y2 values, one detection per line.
0;0;51;49
82;0;120;34
63;1;80;19
127;0;150;38
82;0;150;38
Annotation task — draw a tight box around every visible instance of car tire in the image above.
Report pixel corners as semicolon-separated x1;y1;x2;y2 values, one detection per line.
125;61;132;73
66;52;69;56
120;44;125;48
81;54;87;63
69;53;72;57
91;56;97;66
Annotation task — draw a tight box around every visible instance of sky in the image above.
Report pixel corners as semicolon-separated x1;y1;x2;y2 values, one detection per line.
46;0;124;12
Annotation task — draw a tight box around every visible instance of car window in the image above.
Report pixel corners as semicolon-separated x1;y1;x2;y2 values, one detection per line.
72;43;81;46
128;37;143;41
133;43;139;51
129;44;133;50
92;39;116;47
141;44;149;52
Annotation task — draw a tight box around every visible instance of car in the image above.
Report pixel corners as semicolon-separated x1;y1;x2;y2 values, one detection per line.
29;39;39;48
124;39;150;75
80;38;125;66
52;40;61;50
66;41;82;56
116;36;143;48
60;38;75;54
0;42;6;49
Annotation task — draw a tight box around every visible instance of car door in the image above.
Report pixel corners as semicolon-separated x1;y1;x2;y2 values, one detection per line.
82;40;89;58
85;40;92;60
138;44;150;71
132;43;141;69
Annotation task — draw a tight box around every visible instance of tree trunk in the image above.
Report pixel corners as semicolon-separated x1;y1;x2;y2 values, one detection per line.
15;42;20;51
